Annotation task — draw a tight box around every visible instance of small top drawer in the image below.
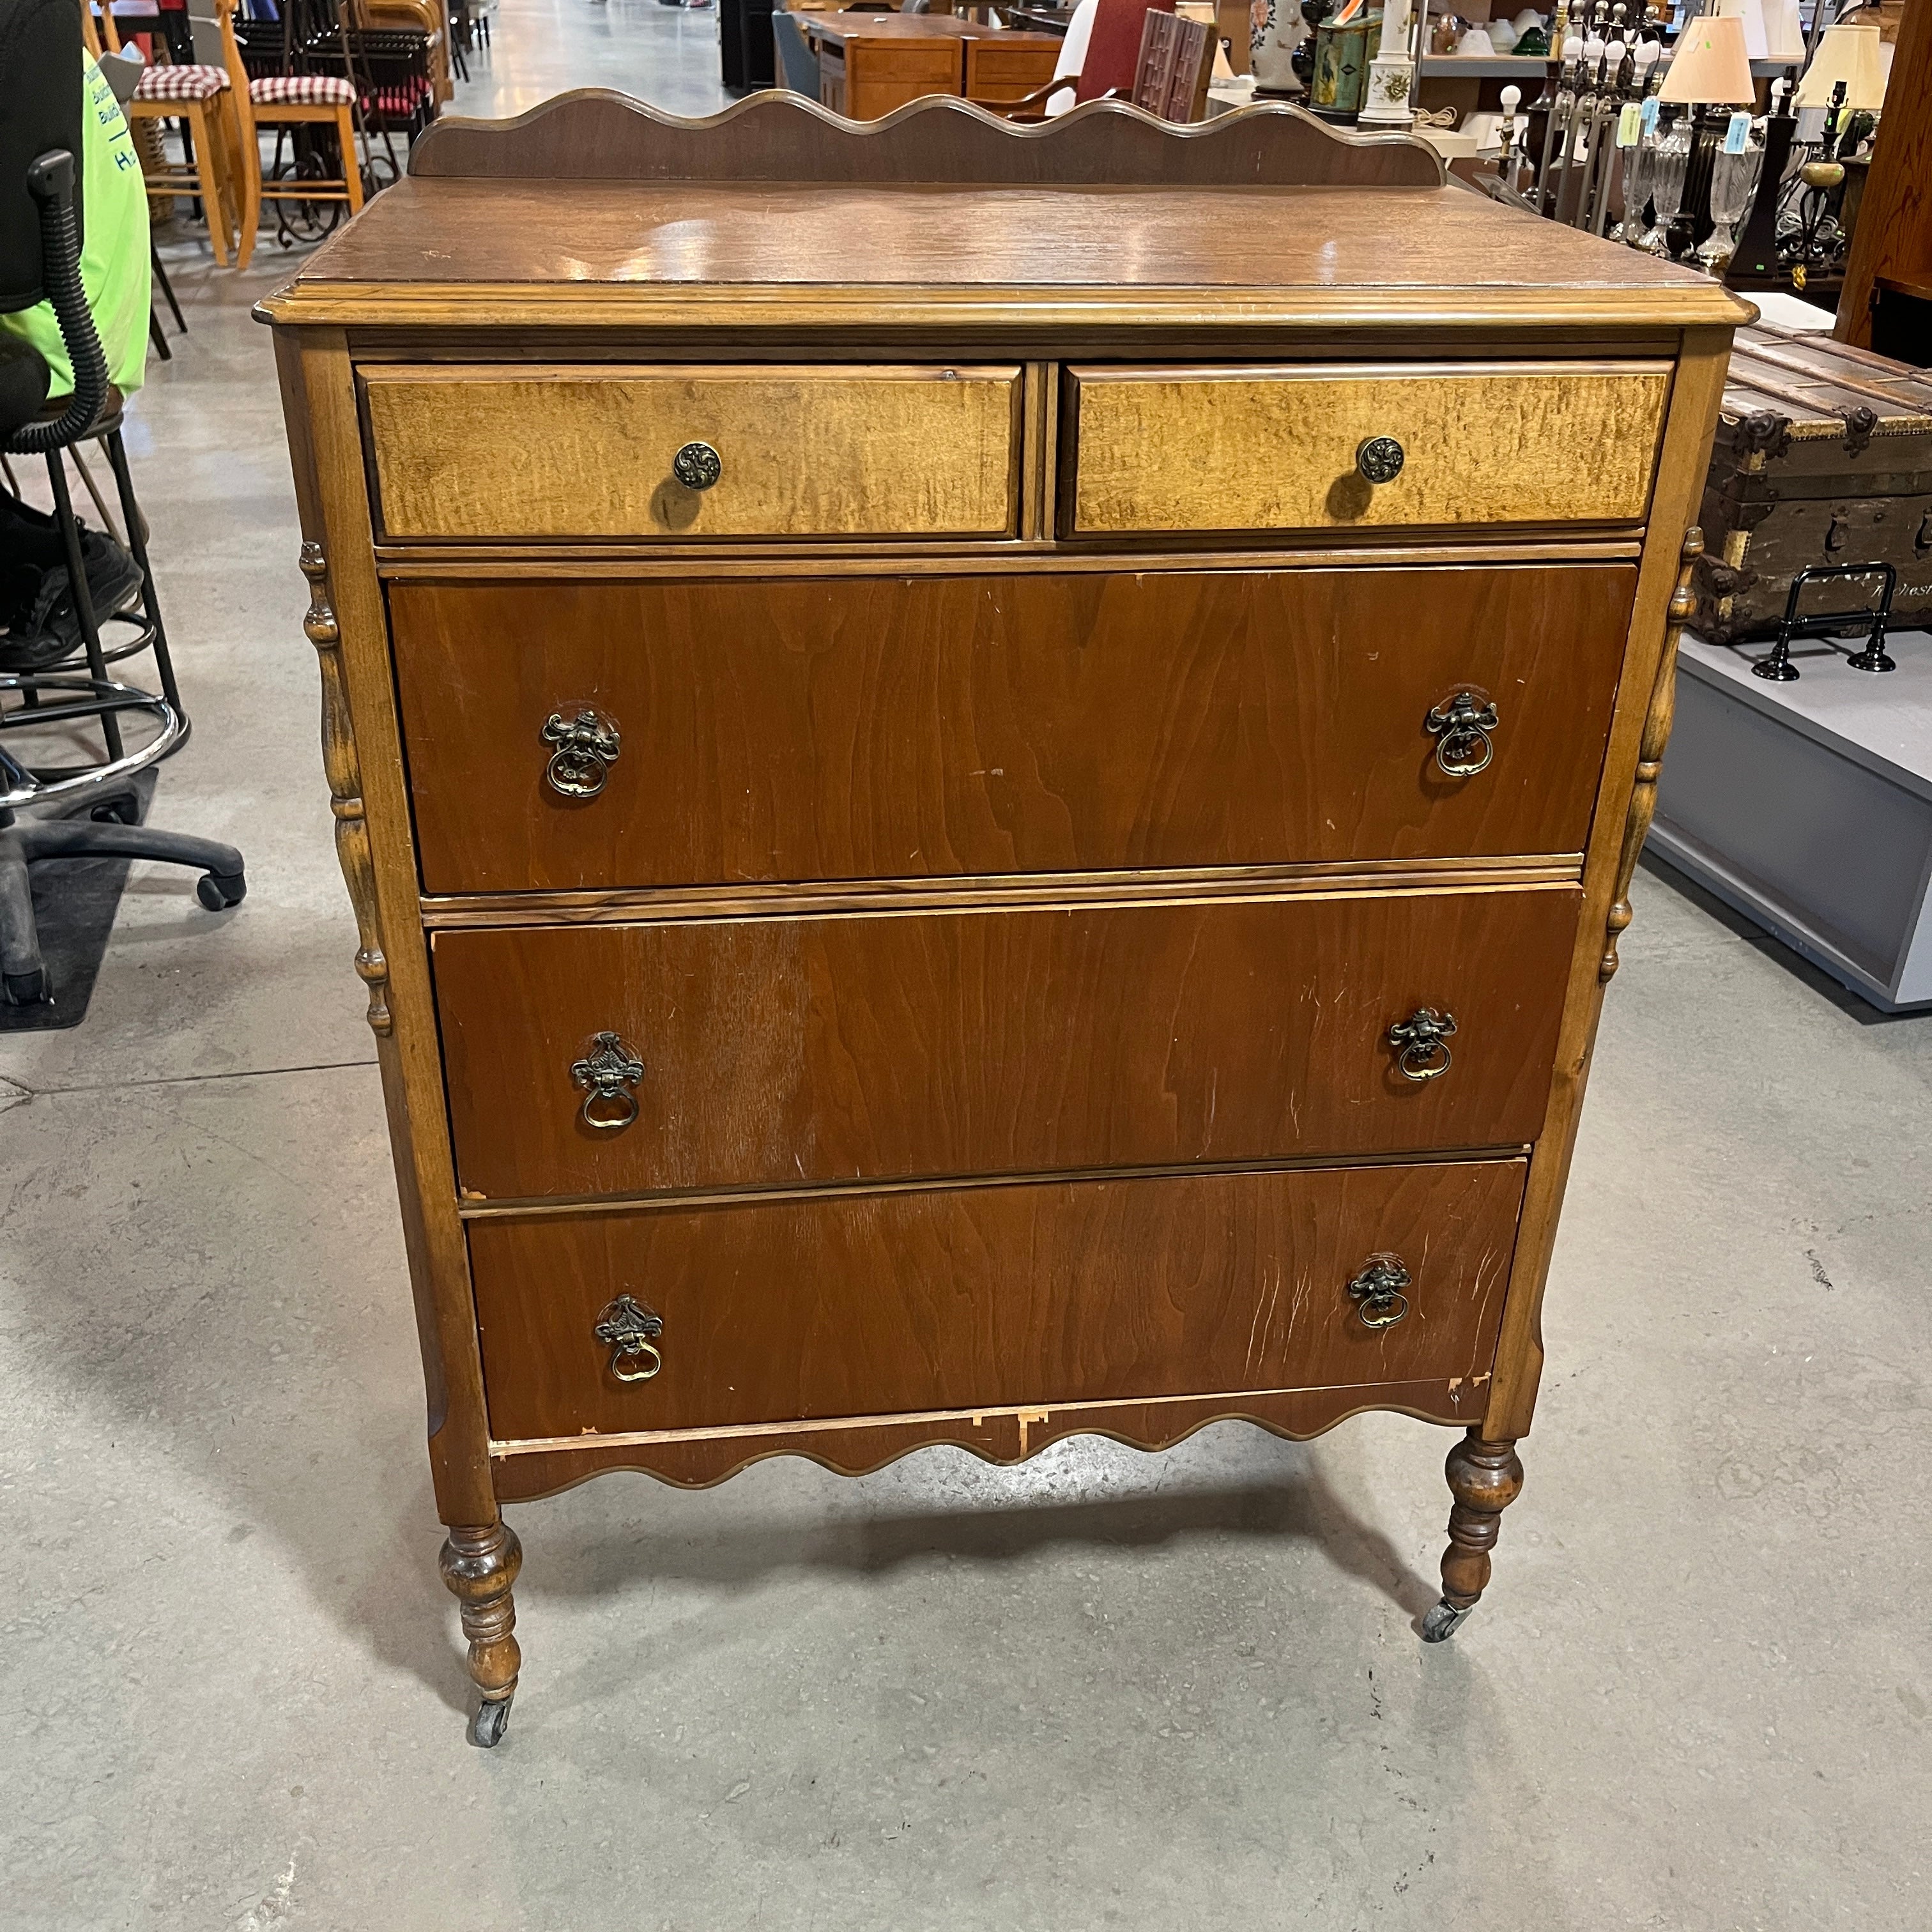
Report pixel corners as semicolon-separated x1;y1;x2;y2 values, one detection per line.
360;364;1023;542
1062;360;1671;537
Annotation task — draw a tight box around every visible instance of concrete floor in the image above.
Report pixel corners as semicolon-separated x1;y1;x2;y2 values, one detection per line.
4;12;1930;1931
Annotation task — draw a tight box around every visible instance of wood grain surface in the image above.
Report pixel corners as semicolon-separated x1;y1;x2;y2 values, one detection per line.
267;182;1749;334
404;91;1443;187
1065;363;1673;534
469;1156;1528;1441
431;886;1579;1200
391;564;1636;895
361;364;1022;541
821;39;963;123
487;1377;1494;1494
1835;0;1932;352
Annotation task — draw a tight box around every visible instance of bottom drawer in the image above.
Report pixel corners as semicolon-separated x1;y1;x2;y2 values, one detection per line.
471;1158;1526;1444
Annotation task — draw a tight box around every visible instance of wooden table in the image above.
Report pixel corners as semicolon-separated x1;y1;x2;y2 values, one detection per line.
801;10;1061;119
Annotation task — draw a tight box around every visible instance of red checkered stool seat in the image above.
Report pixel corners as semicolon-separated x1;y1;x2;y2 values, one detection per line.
132;63;233;102
249;73;358;105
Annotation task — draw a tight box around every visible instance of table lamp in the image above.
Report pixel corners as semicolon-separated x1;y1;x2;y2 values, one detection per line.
1659;12;1754;104
1793;20;1889;110
1758;0;1805;65
1717;0;1768;63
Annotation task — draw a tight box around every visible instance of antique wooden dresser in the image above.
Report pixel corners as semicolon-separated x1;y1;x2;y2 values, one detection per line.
262;93;1749;1745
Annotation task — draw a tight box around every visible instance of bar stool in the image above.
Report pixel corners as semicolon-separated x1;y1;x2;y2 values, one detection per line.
215;0;363;272
3;135;243;1006
84;0;241;264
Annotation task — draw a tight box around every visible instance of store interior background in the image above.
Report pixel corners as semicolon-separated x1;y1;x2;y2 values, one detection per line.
4;5;1927;1929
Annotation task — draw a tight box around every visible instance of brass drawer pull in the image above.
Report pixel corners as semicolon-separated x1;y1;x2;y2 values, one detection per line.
571;1030;645;1131
1425;691;1499;777
594;1294;664;1382
540;707;620;799
1356;435;1406;485
1388;1007;1457;1082
1346;1254;1411;1329
672;440;723;491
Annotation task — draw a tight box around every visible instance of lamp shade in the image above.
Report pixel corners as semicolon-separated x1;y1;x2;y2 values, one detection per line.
1794;21;1889;111
1758;0;1804;64
1660;13;1755;103
1718;0;1767;63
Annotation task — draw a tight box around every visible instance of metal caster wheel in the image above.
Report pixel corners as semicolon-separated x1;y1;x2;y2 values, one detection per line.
196;869;246;910
4;966;52;1006
1420;1598;1475;1643
470;1696;512;1748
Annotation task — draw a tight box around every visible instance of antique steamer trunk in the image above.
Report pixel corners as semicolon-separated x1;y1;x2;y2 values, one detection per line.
1693;319;1932;644
261;92;1747;1744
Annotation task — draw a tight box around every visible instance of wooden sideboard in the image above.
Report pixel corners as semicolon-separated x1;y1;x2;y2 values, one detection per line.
261;90;1750;1745
803;12;1059;120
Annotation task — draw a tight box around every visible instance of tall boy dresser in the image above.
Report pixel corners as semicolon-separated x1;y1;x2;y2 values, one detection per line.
263;94;1749;1744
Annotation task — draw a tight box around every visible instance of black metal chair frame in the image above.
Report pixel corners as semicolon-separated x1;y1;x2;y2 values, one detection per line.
2;143;244;1006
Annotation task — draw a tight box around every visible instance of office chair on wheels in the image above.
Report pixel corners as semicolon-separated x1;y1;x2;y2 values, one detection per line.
1;0;244;1008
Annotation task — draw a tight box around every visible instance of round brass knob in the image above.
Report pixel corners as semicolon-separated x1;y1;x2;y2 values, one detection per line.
672;441;722;491
1356;436;1406;485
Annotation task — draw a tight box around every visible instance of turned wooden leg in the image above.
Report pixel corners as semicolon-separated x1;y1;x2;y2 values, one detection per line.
439;1521;523;1745
1420;1431;1523;1643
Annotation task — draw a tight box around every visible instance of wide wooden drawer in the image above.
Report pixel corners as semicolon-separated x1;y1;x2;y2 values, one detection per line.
470;1158;1528;1442
433;887;1579;1202
1062;362;1671;535
360;364;1022;541
394;564;1635;895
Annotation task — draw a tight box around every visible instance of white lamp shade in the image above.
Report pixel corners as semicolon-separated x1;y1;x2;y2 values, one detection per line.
1659;13;1755;103
1717;0;1767;63
1758;0;1804;64
1794;21;1889;111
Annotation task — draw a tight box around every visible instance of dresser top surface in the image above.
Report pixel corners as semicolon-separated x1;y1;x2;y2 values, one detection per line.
259;94;1751;333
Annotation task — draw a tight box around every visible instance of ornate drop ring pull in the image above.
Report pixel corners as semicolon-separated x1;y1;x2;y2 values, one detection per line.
571;1030;645;1131
1388;1006;1457;1082
672;440;722;491
1356;435;1406;485
1346;1254;1412;1330
594;1294;664;1382
541;708;621;799
1425;691;1499;777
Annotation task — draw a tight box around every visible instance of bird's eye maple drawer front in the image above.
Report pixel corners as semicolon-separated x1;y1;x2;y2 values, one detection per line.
469;1157;1529;1443
360;364;1022;542
392;564;1634;896
1062;362;1671;536
431;886;1579;1203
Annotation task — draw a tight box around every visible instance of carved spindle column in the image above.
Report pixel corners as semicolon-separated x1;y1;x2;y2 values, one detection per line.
439;1521;523;1746
1420;1430;1524;1642
1601;526;1703;983
299;542;392;1035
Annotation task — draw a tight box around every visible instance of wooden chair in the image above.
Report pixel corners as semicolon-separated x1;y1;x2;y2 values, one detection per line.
213;0;364;272
86;0;241;264
1131;7;1213;121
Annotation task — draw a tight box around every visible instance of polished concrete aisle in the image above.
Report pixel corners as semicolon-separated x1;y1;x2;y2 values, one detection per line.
4;13;1930;1931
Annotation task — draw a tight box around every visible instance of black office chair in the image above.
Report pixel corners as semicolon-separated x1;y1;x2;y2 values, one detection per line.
0;0;243;1007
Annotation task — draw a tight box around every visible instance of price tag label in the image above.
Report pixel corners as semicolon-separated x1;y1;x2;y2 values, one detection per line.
1617;102;1642;146
1640;95;1660;135
1724;109;1752;154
